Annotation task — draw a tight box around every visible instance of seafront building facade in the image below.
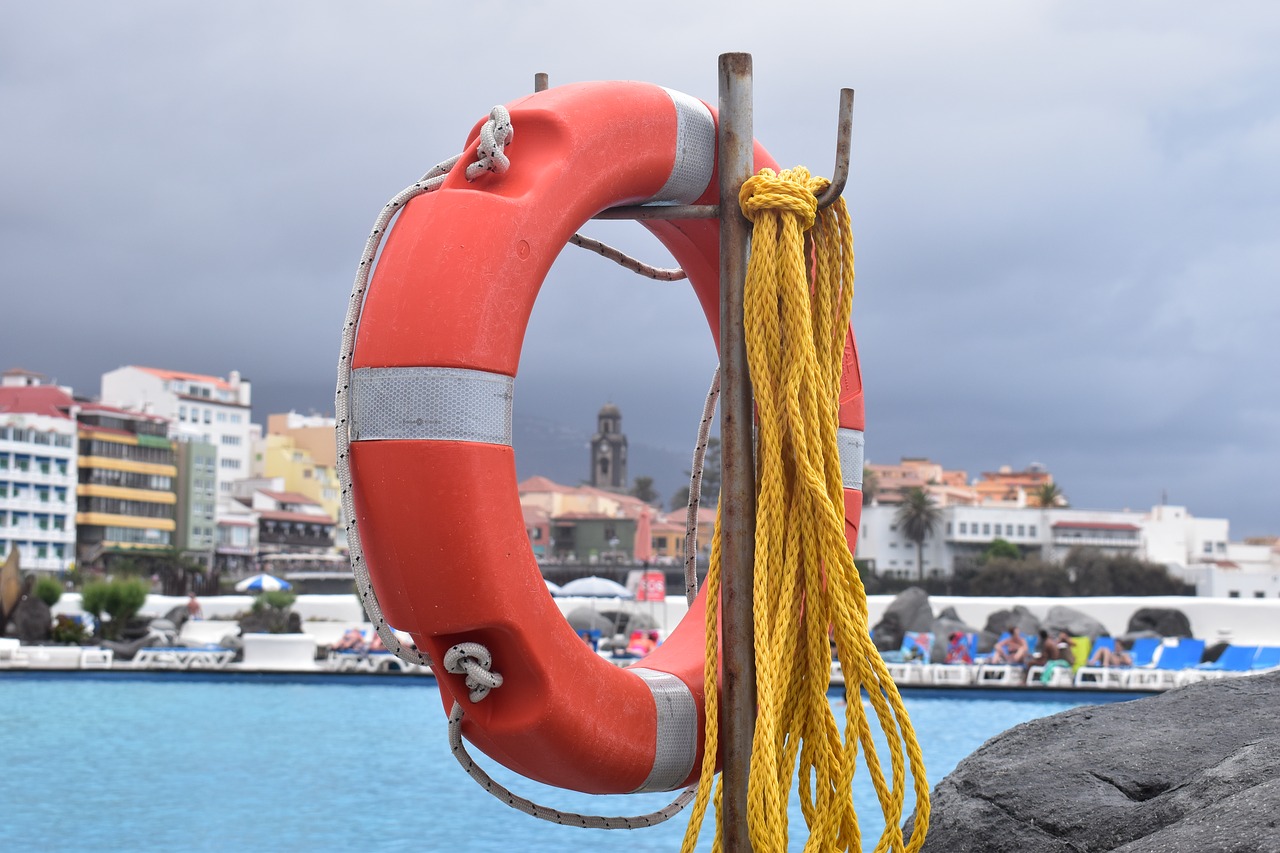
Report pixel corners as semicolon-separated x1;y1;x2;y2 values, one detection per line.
856;502;1231;582
74;403;178;563
0;372;79;573
100;366;255;500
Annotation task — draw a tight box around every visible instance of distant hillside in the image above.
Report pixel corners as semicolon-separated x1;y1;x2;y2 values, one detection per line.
512;412;691;509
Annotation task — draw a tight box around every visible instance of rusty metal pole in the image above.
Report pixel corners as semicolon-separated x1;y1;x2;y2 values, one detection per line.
718;51;756;853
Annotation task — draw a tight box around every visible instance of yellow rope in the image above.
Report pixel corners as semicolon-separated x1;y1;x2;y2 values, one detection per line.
681;167;931;852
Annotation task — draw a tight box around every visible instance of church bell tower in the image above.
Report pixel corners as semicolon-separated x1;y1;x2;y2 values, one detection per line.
590;403;628;491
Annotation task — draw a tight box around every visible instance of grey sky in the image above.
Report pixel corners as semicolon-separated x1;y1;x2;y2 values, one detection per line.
3;2;1278;535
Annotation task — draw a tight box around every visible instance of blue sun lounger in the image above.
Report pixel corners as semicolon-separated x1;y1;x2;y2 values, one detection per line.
1127;638;1206;689
1176;644;1259;686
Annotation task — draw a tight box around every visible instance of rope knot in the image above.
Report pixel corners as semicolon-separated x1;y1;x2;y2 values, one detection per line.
443;642;504;702
465;106;514;181
738;167;830;231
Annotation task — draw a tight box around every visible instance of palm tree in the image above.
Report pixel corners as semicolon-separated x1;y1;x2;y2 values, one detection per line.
1034;482;1066;508
895;487;941;581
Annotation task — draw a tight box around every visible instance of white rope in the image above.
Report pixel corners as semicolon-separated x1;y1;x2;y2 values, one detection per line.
568;233;688;282
335;109;699;831
465;106;514;181
443;641;696;829
682;367;720;604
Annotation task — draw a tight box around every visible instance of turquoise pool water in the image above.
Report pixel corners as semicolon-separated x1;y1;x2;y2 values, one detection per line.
0;674;1142;851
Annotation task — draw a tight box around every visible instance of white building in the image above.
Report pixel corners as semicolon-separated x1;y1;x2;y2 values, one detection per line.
0;376;79;573
100;367;255;500
856;502;1236;593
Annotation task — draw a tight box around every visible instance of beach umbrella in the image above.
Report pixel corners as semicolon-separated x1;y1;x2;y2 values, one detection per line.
235;573;292;593
633;508;654;564
559;575;633;599
544;579;563;596
565;607;617;634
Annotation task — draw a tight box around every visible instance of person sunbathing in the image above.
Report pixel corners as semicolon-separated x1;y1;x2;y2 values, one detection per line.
332;628;368;653
1088;641;1132;668
991;626;1029;665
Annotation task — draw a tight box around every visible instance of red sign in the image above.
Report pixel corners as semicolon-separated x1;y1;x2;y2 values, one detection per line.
636;570;666;602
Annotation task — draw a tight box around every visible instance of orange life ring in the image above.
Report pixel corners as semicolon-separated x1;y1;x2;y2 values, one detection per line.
346;81;866;795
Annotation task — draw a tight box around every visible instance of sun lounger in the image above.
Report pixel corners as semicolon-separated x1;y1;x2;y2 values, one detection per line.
1175;644;1259;686
133;646;234;670
1127;638;1205;690
1074;636;1160;688
1251;646;1280;673
79;648;114;669
885;631;934;685
929;632;980;685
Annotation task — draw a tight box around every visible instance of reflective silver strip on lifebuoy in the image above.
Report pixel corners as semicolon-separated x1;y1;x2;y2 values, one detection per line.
348;366;513;445
838;428;865;490
650;88;716;205
629;667;697;793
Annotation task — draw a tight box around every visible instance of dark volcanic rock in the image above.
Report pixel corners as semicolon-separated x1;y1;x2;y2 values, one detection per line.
1042;604;1108;639
907;672;1280;852
1127;607;1192;638
6;596;52;643
872;587;934;653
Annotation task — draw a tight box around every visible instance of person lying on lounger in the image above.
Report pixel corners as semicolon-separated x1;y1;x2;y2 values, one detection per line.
332;628;368;653
1088;640;1132;668
992;626;1029;665
945;632;972;664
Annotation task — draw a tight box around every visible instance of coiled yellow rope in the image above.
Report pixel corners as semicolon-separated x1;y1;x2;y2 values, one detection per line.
681;167;930;852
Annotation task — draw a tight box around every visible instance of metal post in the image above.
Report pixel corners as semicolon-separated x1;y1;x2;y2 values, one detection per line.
718;51;756;853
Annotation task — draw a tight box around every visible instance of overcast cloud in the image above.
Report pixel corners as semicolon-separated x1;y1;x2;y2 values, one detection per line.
2;2;1277;535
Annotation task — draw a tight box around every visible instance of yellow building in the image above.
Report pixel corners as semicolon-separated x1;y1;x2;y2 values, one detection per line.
75;402;178;563
257;432;340;523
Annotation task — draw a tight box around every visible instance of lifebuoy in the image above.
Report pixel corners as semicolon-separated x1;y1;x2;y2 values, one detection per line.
346;81;866;795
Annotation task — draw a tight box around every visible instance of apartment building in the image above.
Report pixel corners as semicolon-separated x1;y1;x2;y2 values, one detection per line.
259;413;341;524
100;366;255;500
74;402;178;564
857;502;1229;583
0;374;78;573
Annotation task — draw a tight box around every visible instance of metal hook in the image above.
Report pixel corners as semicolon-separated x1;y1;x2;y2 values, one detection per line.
815;88;854;211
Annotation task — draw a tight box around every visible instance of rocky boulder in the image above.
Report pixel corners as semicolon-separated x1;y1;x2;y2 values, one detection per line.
1127;607;1192;638
5;595;52;643
906;672;1280;852
872;587;934;652
1042;604;1108;639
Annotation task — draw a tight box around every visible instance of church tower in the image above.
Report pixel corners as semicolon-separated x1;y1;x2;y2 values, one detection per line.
589;402;628;491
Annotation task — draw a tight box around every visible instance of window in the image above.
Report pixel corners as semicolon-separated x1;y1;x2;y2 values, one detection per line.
1255;591;1266;599
982;524;990;535
1203;542;1213;554
179;406;187;421
1029;525;1037;537
203;410;212;424
222;435;241;446
1017;525;1025;536
959;522;967;534
220;458;241;470
946;522;952;535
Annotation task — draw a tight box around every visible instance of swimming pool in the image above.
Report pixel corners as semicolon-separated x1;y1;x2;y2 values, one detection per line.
0;673;1143;851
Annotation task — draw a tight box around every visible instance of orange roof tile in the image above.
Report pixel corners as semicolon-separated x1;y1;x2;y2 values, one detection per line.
132;366;235;391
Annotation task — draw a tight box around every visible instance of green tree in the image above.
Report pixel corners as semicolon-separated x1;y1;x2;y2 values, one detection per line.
629;475;660;506
982;538;1021;562
81;578;150;640
669;485;691;512
1035;482;1066;508
895;487;941;581
1066;547;1193;596
34;575;64;607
